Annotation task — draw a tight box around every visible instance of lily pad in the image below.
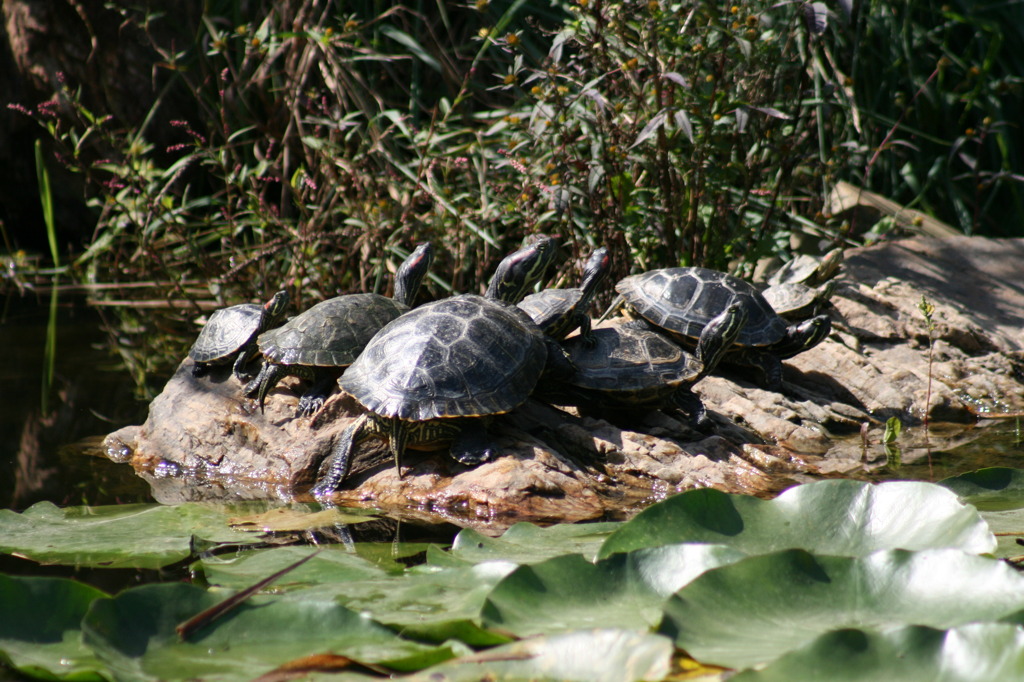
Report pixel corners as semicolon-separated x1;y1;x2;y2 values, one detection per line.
481;544;745;637
598;479;994;559
661;548;1024;669
81;582;454;681
288;560;520;646
403;629;672;682
198;546;392;590
0;502;262;569
0;575;109;681
731;623;1024;682
940;467;1024;511
452;521;621;564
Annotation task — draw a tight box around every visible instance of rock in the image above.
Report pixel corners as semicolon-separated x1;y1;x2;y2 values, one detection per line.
104;236;1024;530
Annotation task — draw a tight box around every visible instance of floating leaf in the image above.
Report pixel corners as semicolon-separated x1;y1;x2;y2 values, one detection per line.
481;544;744;637
256;559;518;646
940;467;1024;511
199;546;391;591
0;575;109;680
661;548;1024;669
598;479;995;559
731;623;1024;682
0;502;263;569
403;629;672;682
452;521;620;565
227;505;377;532
81;583;453;681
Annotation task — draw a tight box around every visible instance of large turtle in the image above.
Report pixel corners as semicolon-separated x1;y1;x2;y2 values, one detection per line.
538;302;747;430
244;242;433;416
615;267;830;390
517;247;610;343
188;289;290;381
311;237;558;496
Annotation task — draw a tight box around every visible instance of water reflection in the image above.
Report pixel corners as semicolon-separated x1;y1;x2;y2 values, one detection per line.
0;293;151;509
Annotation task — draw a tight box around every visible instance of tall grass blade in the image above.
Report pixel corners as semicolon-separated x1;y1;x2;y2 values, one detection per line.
34;139;59;269
42;281;59;415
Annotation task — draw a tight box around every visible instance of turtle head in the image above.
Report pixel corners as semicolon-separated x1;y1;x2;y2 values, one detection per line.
774;314;831;359
486;236;558;304
262;289;291;325
393;242;434;307
694;301;748;379
579;247;611;304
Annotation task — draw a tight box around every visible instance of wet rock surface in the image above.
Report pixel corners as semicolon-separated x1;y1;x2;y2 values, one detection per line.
105;236;1024;529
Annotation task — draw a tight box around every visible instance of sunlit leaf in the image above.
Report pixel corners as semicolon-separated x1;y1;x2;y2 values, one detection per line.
81;583;453;681
452;521;620;564
661;548;1024;669
0;575;109;681
481;544;744;637
940;467;1024;511
0;502;263;569
731;623;1024;682
629;109;668;149
598;479;995;559
199;546;391;591
402;629;672;682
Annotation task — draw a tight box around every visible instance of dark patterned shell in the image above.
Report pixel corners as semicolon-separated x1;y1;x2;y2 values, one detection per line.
258;293;407;368
616;267;786;348
517;289;581;334
341;294;547;421
559;324;701;403
189;304;264;363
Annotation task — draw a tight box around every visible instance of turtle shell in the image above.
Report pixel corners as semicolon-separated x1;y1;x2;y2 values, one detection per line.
258;293;408;369
341;294;547;422
189;303;264;364
518;289;582;336
553;323;701;406
616;267;786;348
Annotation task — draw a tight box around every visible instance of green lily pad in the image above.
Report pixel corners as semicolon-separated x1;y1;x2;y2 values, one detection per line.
661;548;1024;669
598;479;994;559
403;629;672;682
940;467;1024;511
0;502;262;569
81;582;454;682
481;544;745;637
0;575;109;681
198;546;392;590
977;508;1024;560
452;521;621;564
731;623;1024;682
287;560;520;646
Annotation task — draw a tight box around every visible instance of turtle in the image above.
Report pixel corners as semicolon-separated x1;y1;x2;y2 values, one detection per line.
537;301;747;431
188;289;290;381
615;267;830;391
762;279;837;321
310;236;559;496
517;246;610;343
243;242;433;416
766;248;844;287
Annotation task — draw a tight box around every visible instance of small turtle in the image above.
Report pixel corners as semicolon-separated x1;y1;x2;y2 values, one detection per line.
311;237;558;495
762;279;837;321
616;267;830;390
188;289;290;381
766;248;844;287
244;243;433;416
539;302;747;430
518;247;610;343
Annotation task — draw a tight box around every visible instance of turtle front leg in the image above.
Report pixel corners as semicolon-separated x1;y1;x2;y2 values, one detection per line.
669;388;712;433
312;414;370;496
243;362;289;412
232;345;261;382
448;419;495;467
734;349;783;392
297;370;340;417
